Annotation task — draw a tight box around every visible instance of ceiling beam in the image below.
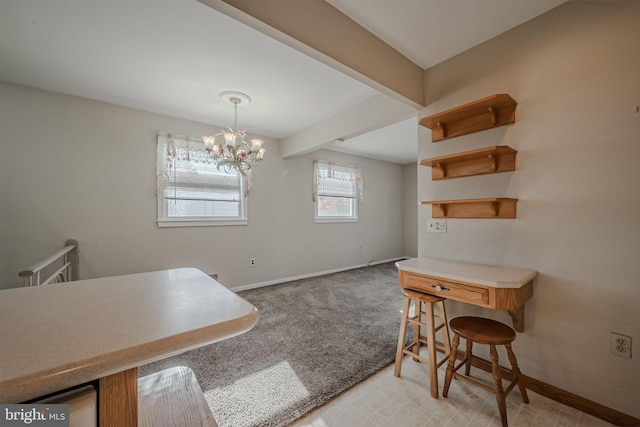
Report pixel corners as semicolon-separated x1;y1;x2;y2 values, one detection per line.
198;0;425;109
279;94;416;158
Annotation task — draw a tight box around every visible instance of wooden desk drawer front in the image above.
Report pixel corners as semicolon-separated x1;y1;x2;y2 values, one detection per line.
401;272;490;306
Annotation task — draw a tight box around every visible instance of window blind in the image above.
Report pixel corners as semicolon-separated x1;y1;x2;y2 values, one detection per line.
165;160;241;202
157;132;247;224
313;161;362;201
313;161;362;221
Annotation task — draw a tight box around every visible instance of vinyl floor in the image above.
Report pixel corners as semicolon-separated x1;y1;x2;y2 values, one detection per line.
291;354;613;427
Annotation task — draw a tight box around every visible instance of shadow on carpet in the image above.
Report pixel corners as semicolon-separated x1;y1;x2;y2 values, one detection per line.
139;262;406;427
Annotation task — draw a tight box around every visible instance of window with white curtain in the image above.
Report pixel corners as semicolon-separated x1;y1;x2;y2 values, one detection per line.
313;161;362;222
156;133;248;227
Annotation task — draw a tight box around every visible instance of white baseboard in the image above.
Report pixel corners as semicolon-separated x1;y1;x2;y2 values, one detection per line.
230;257;407;292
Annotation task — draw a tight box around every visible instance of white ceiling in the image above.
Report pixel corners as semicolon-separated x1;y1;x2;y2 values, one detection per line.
0;0;565;164
327;0;566;70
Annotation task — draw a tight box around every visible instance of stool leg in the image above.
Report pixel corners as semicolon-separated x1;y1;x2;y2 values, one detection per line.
412;300;422;361
505;343;529;404
425;301;438;398
394;296;411;377
490;344;508;427
464;339;473;376
442;333;460;397
437;301;451;357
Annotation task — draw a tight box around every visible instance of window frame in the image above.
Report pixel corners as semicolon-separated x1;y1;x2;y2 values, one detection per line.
313;161;361;223
156;133;249;228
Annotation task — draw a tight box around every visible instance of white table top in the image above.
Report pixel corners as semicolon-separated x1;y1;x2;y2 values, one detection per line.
396;257;537;288
0;268;258;403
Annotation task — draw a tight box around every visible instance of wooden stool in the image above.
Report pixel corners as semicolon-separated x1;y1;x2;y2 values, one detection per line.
394;288;451;398
443;316;529;427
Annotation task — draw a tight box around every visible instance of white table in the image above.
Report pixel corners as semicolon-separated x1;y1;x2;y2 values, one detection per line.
0;268;258;426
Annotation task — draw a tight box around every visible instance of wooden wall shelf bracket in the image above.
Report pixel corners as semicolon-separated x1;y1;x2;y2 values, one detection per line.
488;107;497;125
420;146;517;180
489;201;499;217
488;154;497;171
432;203;448;217
421;198;517;219
433;162;447;178
419;94;517;142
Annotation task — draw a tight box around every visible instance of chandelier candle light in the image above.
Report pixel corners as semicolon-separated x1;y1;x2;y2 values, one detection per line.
203;91;265;175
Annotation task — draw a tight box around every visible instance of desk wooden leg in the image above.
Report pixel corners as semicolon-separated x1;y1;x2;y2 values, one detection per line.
99;367;138;427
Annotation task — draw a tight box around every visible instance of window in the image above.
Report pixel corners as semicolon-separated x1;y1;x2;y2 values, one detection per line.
313;161;362;222
157;133;248;227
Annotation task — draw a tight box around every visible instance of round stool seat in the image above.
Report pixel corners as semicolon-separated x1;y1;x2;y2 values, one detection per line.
402;288;446;303
449;316;516;345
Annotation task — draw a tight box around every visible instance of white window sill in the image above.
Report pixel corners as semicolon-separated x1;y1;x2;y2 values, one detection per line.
157;219;248;227
314;217;358;224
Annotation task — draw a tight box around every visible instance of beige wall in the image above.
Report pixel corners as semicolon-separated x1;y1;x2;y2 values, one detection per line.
402;162;418;258
418;1;639;417
0;83;405;289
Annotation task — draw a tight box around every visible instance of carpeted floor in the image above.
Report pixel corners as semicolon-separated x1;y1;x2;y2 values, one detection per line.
139;262;406;427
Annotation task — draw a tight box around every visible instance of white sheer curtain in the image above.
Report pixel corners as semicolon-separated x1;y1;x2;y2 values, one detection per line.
156;132;251;196
312;161;363;203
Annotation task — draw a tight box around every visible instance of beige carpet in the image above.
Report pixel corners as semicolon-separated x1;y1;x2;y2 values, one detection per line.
139;262;406;427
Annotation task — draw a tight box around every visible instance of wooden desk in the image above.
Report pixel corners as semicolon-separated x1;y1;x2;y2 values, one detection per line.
396;258;536;332
0;268;258;426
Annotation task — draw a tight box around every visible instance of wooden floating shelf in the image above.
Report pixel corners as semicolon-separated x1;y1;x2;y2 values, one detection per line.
420;146;517;180
420;94;517;142
421;198;517;219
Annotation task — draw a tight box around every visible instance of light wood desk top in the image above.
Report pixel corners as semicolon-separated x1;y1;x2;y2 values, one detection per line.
0;268;258;403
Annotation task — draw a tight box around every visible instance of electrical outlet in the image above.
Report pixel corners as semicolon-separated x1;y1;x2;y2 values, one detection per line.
427;219;447;233
611;332;631;358
249;258;256;267
359;244;363;251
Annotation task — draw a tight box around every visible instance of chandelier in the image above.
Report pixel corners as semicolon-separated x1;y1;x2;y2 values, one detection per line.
202;91;265;175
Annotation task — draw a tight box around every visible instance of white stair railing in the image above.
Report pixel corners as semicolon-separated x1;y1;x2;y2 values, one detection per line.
19;239;79;286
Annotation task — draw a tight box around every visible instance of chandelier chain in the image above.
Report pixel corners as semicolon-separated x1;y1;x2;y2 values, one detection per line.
233;102;238;131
